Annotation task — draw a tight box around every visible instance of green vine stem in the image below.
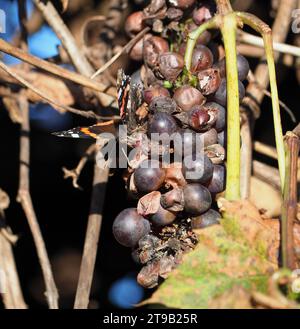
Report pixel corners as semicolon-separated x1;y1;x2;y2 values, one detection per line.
237;12;285;191
215;0;233;15
184;17;218;71
184;9;241;200
220;12;241;200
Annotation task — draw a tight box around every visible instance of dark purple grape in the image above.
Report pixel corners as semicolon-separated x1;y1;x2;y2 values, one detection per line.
207;41;220;63
143;36;169;68
148;112;178;135
149;205;177;226
191;45;213;73
158;52;184;81
134;159;166;194
173;85;205;112
168;0;196;9
175;128;197;156
183;153;214;184
203;102;226;132
149;96;177;114
214;54;250;81
236;54;250;81
183;183;212;215
199;128;218;147
125;11;145;37
143;85;170;104
206;164;225;194
197;68;221;95
191;209;221;229
212;78;245;107
113;208;150;247
217;130;226;146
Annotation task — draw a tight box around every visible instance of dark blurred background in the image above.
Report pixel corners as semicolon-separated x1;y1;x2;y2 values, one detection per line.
0;0;299;309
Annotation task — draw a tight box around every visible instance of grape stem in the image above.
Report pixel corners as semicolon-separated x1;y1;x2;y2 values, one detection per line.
184;10;241;200
237;12;285;192
184;17;218;71
220;12;241;200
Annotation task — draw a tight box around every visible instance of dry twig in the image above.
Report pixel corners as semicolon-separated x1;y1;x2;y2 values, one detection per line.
281;125;300;269
63;144;98;189
74;164;109;309
238;30;300;58
242;0;297;118
253;160;281;191
32;0;117;108
0;38;116;100
0;61;118;121
17;93;59;309
91;27;150;79
0;189;27;309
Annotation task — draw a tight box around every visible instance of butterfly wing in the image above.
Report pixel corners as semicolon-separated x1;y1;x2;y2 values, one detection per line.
53;70;131;139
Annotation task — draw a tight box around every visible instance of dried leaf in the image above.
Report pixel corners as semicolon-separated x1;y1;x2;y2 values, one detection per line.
137;191;161;216
142;199;280;308
209;286;252;309
250;176;282;217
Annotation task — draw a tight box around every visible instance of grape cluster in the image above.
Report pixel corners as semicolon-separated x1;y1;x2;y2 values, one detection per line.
112;0;249;288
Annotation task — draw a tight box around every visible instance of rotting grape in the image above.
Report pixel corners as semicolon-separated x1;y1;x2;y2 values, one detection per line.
173;85;205;112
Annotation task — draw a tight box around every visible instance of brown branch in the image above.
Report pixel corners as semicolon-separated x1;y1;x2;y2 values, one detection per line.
0;61;119;121
91;27;150;79
0;38;116;100
0;67;116;113
0;189;27;309
74;164;109;309
17;94;59;308
240;111;252;199
247;71;296;123
0;232;27;309
32;0;114;309
253;160;281;191
32;0;117;108
72;1;129;309
254;141;278;160
32;0;94;76
242;0;297;118
63;144;98;189
281;130;300;269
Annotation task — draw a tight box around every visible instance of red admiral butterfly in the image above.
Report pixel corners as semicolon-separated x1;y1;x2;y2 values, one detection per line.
52;70;132;139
